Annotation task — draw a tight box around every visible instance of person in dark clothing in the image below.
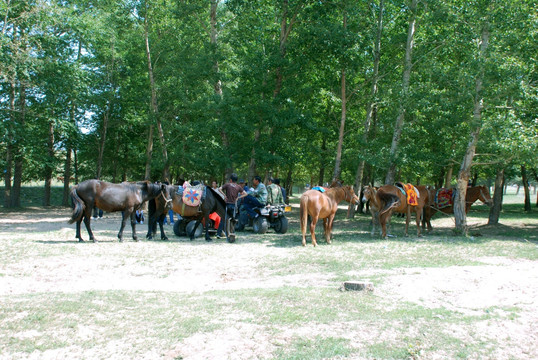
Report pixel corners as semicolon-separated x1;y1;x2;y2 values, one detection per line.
216;173;247;238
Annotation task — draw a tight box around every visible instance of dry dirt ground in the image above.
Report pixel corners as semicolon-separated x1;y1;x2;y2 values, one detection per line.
1;207;537;359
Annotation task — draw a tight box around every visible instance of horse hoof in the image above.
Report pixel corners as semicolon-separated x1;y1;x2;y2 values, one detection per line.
91;238;97;243
162;236;169;241
205;238;212;242
78;238;84;242
227;235;236;243
118;238;123;243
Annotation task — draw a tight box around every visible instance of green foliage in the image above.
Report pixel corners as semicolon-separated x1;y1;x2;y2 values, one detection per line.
1;0;536;193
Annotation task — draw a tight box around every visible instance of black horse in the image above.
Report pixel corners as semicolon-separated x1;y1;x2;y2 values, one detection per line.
147;184;226;241
69;180;171;242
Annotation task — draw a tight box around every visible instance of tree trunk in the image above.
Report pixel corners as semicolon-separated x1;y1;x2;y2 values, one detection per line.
210;0;232;178
354;0;383;197
11;82;26;208
44;119;54;206
333;11;348;183
247;128;260;183
144;10;169;181
145;124;154;181
4;81;15;207
488;167;504;225
385;0;417;185
454;23;490;234
96;102;109;180
522;165;531;212
531;168;538;207
62;147;72;206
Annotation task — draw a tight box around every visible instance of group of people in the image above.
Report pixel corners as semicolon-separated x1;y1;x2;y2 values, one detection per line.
215;174;287;237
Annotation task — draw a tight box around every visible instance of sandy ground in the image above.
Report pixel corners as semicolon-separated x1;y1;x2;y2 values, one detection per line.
1;207;537;359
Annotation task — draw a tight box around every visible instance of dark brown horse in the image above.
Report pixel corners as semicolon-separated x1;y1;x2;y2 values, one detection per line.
147;184;226;241
375;184;429;239
422;185;493;231
69;180;171;242
300;185;359;247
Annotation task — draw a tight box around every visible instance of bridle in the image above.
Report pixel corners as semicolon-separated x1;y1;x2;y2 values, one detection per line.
159;189;173;206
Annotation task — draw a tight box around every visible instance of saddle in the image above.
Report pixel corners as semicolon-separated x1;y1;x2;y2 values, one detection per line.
396;182;419;206
312;186;327;193
435;188;454;209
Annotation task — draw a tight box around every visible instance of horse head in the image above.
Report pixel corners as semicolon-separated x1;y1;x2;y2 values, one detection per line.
342;185;359;204
478;185;493;207
362;186;376;203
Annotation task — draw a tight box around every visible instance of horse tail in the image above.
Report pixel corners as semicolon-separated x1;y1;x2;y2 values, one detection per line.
299;194;309;234
68;186;85;224
377;190;400;216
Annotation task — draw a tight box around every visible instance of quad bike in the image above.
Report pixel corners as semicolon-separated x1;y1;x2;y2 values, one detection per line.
235;203;291;234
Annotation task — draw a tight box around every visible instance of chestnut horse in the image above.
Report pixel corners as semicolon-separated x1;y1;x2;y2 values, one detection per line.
69;180;171;242
300;185;359;246
375;184;429;239
422;185;492;231
362;186;381;236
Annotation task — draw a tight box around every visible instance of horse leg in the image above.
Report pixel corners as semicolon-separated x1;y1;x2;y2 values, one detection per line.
325;215;335;244
301;217;308;247
380;211;390;239
131;212;139;242
76;218;84;242
117;211;130;242
416;207;423;237
82;207;96;242
159;216;168;241
310;216;318;247
189;220;201;241
204;214;212;242
404;207;411;237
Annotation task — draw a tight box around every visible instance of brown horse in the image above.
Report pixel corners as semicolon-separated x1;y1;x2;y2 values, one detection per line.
300;185;359;247
375;184;429;239
422;185;493;231
362;186;381;236
69;180;171;242
147;184;226;241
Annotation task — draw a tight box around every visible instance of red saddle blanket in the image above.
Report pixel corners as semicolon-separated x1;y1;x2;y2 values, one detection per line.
403;183;418;206
435;188;454;209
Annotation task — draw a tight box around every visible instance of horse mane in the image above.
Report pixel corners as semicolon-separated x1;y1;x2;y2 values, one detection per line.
208;186;226;209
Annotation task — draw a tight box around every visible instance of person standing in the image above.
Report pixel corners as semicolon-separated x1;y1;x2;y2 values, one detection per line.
267;177;284;205
217;173;247;237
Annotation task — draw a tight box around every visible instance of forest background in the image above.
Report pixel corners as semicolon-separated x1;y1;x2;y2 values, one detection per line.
1;0;537;228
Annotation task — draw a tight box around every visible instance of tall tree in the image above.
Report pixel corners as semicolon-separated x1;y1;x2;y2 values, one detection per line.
385;0;417;185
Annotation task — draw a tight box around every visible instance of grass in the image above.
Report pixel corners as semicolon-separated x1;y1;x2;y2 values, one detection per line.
0;187;537;359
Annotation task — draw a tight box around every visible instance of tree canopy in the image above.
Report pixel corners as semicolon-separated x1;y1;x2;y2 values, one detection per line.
1;0;536;209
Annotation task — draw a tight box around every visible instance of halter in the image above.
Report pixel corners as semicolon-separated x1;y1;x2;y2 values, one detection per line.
477;187;490;205
159;190;173;206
